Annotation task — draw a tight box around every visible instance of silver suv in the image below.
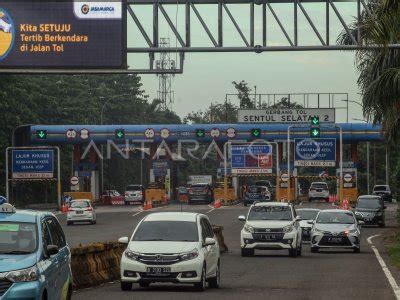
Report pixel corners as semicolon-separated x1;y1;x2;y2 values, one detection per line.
308;182;329;202
238;202;302;257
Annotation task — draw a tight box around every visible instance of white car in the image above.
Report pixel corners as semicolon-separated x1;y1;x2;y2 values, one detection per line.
308;182;330;202
67;199;96;225
296;208;320;243
118;212;220;291
125;184;145;205
239;202;302;257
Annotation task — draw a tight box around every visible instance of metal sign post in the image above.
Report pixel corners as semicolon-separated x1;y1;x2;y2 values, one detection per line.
5;146;61;209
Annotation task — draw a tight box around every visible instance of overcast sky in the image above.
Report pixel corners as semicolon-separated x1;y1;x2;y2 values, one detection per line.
127;2;364;123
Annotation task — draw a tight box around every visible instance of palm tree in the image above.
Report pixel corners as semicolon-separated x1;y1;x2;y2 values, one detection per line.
337;0;400;141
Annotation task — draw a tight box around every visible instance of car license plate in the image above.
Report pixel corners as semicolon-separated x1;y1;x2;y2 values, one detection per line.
146;267;171;275
260;234;277;240
76;211;83;214
328;237;342;243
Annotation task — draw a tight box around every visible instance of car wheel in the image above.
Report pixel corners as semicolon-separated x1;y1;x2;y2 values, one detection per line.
66;285;72;300
379;222;386;228
241;248;254;257
67;221;72;226
208;261;220;288
139;282;150;288
289;248;298;258
244;202;247;207
311;247;319;253
354;247;360;253
194;265;206;292
120;282;132;291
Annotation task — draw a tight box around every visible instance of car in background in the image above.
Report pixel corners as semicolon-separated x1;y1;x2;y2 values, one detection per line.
238;202;302;257
188;183;214;204
100;190;125;205
67;199;96;225
308;182;329;202
296;208;320;243
118;212;220;291
243;186;271;206
372;185;392;202
354;195;386;227
310;209;362;253
0;199;72;300
255;180;276;201
125;185;145;205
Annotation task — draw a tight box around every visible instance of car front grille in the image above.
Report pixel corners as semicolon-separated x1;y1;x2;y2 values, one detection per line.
0;279;12;296
138;254;181;265
254;228;283;233
138;272;179;280
302;228;311;240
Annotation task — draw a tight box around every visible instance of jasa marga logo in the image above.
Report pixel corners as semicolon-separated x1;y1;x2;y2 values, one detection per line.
81;4;90;14
0;8;14;61
81;4;115;14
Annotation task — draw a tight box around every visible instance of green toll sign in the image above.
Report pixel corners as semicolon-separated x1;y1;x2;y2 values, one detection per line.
250;128;261;138
36;130;47;140
195;129;205;138
115;129;125;139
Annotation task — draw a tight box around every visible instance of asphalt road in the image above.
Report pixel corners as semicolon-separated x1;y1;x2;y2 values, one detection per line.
56;201;399;300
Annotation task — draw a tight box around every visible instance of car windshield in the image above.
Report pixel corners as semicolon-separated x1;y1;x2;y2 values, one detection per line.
311;183;328;189
296;210;319;220
132;221;199;242
70;201;90;208
247;186;263;193
248;206;293;221
126;186;142;191
374;186;388;191
0;222;37;254
357;198;381;209
255;181;271;188
316;212;355;224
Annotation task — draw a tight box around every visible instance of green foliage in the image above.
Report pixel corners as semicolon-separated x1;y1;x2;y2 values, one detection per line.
338;0;400;141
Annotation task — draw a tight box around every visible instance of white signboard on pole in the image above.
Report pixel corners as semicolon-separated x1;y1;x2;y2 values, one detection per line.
238;108;335;123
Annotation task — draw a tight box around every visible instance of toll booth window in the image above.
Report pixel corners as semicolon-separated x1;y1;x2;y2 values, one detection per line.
0;222;37;254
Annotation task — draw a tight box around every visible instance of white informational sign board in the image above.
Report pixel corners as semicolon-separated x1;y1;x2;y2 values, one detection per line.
238;108;335;123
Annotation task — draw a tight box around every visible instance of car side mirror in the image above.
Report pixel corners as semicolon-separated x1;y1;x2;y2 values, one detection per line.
118;237;129;244
46;245;59;257
307;220;314;225
358;220;365;225
238;215;246;222
295;216;302;221
204;237;216;247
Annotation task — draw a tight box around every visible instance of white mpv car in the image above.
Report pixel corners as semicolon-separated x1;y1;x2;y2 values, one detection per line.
239;202;302;257
119;212;220;291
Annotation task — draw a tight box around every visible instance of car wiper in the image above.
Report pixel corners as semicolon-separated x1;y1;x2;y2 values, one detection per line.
0;250;32;254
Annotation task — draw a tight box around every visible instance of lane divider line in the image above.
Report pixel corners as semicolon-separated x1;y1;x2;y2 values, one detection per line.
132;211;143;217
206;207;215;214
367;234;400;300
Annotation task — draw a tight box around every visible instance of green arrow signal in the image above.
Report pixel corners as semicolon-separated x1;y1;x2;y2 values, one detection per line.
36;130;47;139
115;129;125;139
251;129;261;137
117;132;123;138
311;128;320;137
311;116;319;125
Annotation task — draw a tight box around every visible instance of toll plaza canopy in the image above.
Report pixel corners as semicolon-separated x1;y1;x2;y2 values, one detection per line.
28;123;383;145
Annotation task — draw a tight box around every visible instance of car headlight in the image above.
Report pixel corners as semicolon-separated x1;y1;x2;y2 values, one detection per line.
125;250;140;261
6;266;38;282
283;225;294;233
180;249;199;261
244;224;254;233
345;228;359;235
313;228;325;234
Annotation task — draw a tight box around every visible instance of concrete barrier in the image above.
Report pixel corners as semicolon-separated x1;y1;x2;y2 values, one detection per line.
70;226;228;289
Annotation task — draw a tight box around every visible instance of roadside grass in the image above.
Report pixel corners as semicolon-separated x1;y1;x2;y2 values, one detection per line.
385;208;400;268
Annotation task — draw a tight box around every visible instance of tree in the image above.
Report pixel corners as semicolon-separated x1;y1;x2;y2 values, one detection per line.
338;0;400;141
232;80;255;109
268;97;303;109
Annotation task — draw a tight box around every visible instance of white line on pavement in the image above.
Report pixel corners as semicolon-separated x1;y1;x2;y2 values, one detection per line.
367;234;400;300
132;211;143;217
206;207;215;214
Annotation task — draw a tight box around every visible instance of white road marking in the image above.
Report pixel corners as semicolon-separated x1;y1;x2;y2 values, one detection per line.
206;207;215;214
132;211;143;217
367;234;400;299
